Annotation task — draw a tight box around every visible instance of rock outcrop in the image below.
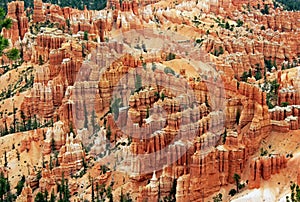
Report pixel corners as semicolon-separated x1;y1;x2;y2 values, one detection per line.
43;121;66;154
249;155;287;189
33;0;45;23
1;0;298;201
52;132;85;178
3;1;28;45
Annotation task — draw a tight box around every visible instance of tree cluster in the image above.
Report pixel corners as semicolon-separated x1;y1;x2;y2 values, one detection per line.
1;0;107;12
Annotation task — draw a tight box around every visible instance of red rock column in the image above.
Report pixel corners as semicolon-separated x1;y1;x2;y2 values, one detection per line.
33;0;45;23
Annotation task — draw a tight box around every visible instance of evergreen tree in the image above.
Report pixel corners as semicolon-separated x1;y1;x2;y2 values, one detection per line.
120;188;132;202
49;155;53;170
161;93;165;101
6;48;20;63
170;179;177;201
84;31;89;40
99;184;105;200
164;67;175;75
66;19;70;31
51;138;55;153
39;55;44;65
261;4;270;14
64;180;70;202
276;0;300;11
236;109;241;125
96;183;100;202
135;74;142;92
33;115;38;129
0;35;9;57
225;21;230;29
58;172;71;202
50;191;56;202
233;173;241;193
4;151;7;167
146;106;150;118
106;126;111;142
213;193;223;202
0;172;9;201
44;190;48;202
151;62;156;72
69;122;74;135
26;117;32;131
83;101;88;129
3;119;8;136
236;19;243;27
20;110;26;131
111;98;121;121
34;192;46;202
16;150;20;161
36;170;42;181
254;68;262;80
91;178;95;202
15;175;25;196
0;8;12;56
106;186;113;202
91;110;98;134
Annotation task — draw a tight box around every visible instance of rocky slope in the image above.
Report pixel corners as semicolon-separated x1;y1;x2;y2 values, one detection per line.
0;0;299;201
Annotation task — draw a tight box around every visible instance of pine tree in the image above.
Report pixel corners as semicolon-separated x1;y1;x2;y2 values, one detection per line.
225;22;230;29
83;101;88;129
66;19;70;31
33;115;38;129
44;190;48;202
0;7;12;56
233;173;241;193
236;109;241;125
42;155;45;168
34;192;45;202
261;4;269;14
106;126;111;142
96;183;100;202
69;122;74;135
91;110;98;134
51;138;55;153
64;179;70;202
26;117;32;131
15;175;25;196
120;188;124;202
135;74;142;92
84;31;89;40
16;150;20;161
50;191;56;202
111;98;121;121
39;55;44;65
49;155;53;170
161;93;165;101
4;151;7;167
6;48;20;64
106;186;113;202
99;184;105;201
3;119;8;136
146;106;150;118
170;179;177;201
82;157;87;173
20;110;26;131
91;178;95;202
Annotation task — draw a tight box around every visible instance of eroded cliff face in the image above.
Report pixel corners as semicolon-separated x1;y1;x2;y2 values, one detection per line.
249;155;287;189
0;0;299;201
3;1;28;45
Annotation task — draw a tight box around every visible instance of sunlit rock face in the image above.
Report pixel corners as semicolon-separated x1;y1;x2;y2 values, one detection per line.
0;0;299;201
3;1;28;45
